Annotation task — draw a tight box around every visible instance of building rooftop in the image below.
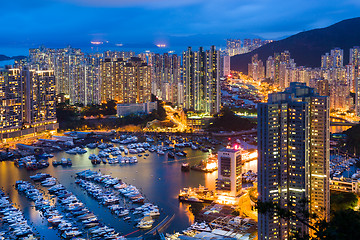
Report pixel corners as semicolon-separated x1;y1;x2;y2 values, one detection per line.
219;147;241;153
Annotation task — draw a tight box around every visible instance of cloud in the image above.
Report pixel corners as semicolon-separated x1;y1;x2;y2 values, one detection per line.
1;0;360;51
58;0;205;8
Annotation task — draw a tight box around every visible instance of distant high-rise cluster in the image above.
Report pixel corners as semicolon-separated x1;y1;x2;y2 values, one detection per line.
0;66;57;140
226;39;272;57
321;48;344;68
183;46;220;115
256;47;360;113
266;51;296;89
258;82;330;239
20;45;222;116
28;46;101;105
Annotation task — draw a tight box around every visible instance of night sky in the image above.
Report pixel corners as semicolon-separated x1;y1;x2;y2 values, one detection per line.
1;0;360;50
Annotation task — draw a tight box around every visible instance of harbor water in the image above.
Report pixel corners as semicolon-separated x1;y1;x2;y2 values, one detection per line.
0;147;218;238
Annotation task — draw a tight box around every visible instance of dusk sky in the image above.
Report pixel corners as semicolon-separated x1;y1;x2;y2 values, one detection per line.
1;0;360;52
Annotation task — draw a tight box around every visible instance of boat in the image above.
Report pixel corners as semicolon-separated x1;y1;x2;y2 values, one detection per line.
30;173;51;181
61;158;68;165
116;209;129;217
129;149;137;154
41;178;56;187
52;159;62;166
181;162;190;172
88;154;97;160
67;158;72;166
65;149;77;154
91;158;101;165
178;185;215;203
157;150;165;155
136;216;154;229
143;208;160;217
168;152;175;158
86;143;98;149
61;230;83;239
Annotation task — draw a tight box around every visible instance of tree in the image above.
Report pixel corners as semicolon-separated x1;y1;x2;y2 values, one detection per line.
101;100;117;116
207;107;255;132
257;199;360;240
345;124;360;156
322;209;360;240
81;104;102;117
330;191;358;212
56;103;78;122
156;102;167;121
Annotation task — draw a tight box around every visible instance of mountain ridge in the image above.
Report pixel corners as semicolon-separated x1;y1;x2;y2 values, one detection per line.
0;54;26;62
231;17;360;74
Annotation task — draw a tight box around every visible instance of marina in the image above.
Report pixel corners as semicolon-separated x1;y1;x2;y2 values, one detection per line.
0;132;261;239
0;134;228;238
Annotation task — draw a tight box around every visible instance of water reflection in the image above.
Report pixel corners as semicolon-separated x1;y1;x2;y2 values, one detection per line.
204;171;217;190
179;202;195;226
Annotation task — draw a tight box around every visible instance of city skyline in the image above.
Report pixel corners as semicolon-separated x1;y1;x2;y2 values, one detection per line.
1;1;360;239
1;1;360;51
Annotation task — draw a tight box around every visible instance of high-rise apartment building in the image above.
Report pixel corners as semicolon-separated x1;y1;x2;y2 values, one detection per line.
356;78;360;116
84;54;101;105
53;47;85;104
310;78;330;97
100;57;124;103
100;57;151;104
22;69;57;126
0;67;58;140
151;53;181;106
0;68;23;133
68;49;85;105
258;82;330;239
226;39;242;56
350;46;360;66
29;46;55;71
266;56;275;80
216;147;242;197
268;51;296;89
329;81;352;110
243;39;252;48
226;39;271;56
321;48;344;69
54;47;71;97
273;53;281;86
248;54;265;81
183;46;220;115
223;55;231;77
331;48;344;68
252;38;262;47
350;47;360;92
